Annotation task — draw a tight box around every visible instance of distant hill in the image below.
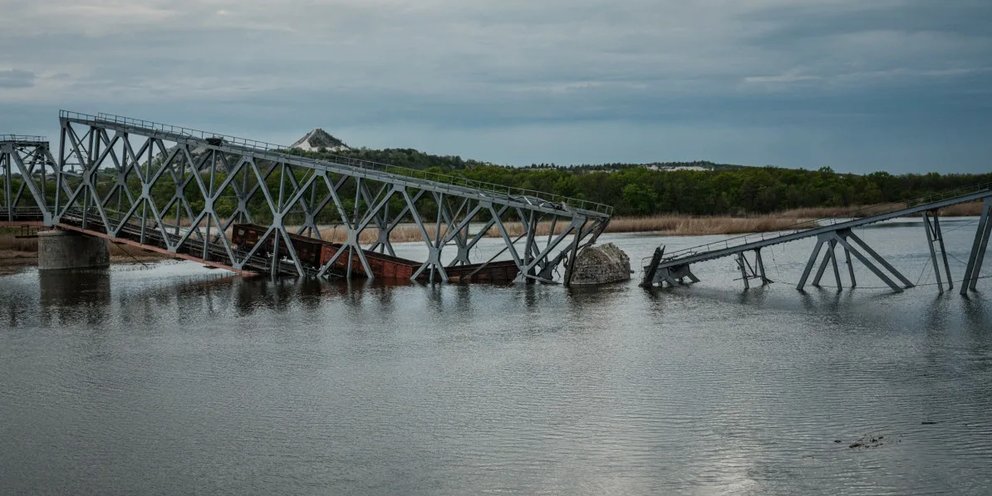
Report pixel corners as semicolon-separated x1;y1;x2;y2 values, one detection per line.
551;160;747;172
290;129;349;152
287;138;748;173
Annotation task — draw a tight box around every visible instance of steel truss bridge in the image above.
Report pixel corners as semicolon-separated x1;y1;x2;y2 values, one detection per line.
2;111;613;285
642;187;992;297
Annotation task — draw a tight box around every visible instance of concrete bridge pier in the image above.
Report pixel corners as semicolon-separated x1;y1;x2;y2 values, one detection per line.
37;230;109;271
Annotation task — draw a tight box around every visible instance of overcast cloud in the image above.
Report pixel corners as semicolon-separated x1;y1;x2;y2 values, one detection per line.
1;0;990;172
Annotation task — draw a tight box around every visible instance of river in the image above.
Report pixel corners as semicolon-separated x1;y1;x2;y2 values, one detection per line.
1;217;990;495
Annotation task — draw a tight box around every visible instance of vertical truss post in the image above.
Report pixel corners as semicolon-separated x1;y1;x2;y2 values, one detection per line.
562;218;588;287
2;146;10;221
754;248;771;285
844;246;856;287
829;239;843;289
923;210;945;292
55;127;65;220
523;211;538;283
934;216;953;291
961;198;992;295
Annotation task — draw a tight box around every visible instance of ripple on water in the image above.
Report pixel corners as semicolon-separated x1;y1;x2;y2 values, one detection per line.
1;224;991;495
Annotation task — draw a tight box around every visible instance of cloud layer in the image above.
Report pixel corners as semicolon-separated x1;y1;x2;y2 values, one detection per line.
1;0;990;172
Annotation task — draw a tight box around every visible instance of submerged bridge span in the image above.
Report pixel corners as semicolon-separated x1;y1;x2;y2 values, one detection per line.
4;111;613;285
642;187;992;296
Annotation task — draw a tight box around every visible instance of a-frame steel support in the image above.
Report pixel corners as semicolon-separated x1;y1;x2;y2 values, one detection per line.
798;229;914;293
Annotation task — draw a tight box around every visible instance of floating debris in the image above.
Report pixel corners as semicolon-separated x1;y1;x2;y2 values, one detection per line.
845;433;886;449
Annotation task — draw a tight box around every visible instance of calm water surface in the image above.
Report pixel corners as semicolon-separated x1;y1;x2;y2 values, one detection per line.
2;218;991;495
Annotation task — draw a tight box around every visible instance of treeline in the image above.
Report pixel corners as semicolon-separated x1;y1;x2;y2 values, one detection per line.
11;148;989;221
297;148;991;216
455;165;991;216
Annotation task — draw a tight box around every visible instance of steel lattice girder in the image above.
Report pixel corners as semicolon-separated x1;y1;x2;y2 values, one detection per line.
53;112;612;284
0;136;60;224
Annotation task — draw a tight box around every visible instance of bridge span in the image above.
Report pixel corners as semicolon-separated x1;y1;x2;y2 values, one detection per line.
642;187;992;296
4;112;613;285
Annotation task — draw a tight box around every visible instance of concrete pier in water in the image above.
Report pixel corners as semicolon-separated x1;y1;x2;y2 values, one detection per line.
37;230;109;271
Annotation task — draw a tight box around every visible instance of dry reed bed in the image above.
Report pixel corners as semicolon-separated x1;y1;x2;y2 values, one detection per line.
938;201;984;216
604;216;817;236
0;233;38;252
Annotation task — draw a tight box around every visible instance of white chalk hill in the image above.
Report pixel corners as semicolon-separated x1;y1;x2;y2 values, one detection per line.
290;128;350;152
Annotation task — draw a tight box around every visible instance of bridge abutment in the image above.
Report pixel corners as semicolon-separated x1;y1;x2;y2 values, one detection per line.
37;230;109;271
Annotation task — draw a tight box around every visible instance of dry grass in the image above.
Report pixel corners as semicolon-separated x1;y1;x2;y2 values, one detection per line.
939;201;984;216
774;203;905;219
605;201;987;237
605;215;816;236
0;232;38;252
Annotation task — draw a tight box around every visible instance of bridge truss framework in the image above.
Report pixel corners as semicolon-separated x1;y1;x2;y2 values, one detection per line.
1;135;59;225
35;111;611;284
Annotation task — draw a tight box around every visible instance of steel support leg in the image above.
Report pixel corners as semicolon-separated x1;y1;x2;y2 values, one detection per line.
642;246;664;287
961;198;992;294
829;239;843;289
844;246;856;287
812;240;834;287
923;211;944;292
798;238;825;290
754;249;771;285
738;252;749;290
934;216;953;291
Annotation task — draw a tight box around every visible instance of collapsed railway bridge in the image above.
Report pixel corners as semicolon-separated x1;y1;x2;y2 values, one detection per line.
2;111;613;285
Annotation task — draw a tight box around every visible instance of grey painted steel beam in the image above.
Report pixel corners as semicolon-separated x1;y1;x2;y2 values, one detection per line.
923;212;944;292
961;198;992;295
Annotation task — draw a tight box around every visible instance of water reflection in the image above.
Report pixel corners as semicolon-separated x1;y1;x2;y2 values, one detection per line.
39;269;111;307
39;269;111;327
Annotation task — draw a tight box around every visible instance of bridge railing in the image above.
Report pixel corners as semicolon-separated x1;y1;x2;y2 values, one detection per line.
59;110;613;217
642;182;992;268
0;134;47;143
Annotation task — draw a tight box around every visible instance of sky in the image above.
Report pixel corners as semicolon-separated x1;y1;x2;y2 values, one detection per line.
1;0;990;174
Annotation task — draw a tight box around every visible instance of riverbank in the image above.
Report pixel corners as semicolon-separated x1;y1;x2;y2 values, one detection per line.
603;201;983;236
0;229;166;275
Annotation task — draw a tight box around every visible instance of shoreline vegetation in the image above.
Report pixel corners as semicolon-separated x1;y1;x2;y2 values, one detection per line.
1;201;983;272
